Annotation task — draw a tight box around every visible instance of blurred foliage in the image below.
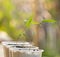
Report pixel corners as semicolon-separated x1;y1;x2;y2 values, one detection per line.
0;0;27;41
42;47;60;57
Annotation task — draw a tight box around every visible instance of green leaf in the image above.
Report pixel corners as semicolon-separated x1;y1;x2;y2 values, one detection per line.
42;19;56;23
25;16;33;28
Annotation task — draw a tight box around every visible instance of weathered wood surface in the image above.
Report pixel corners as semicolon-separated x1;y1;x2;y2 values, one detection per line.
0;44;4;57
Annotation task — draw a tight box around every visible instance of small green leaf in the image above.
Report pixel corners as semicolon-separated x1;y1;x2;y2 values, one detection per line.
42;19;56;23
25;16;33;28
